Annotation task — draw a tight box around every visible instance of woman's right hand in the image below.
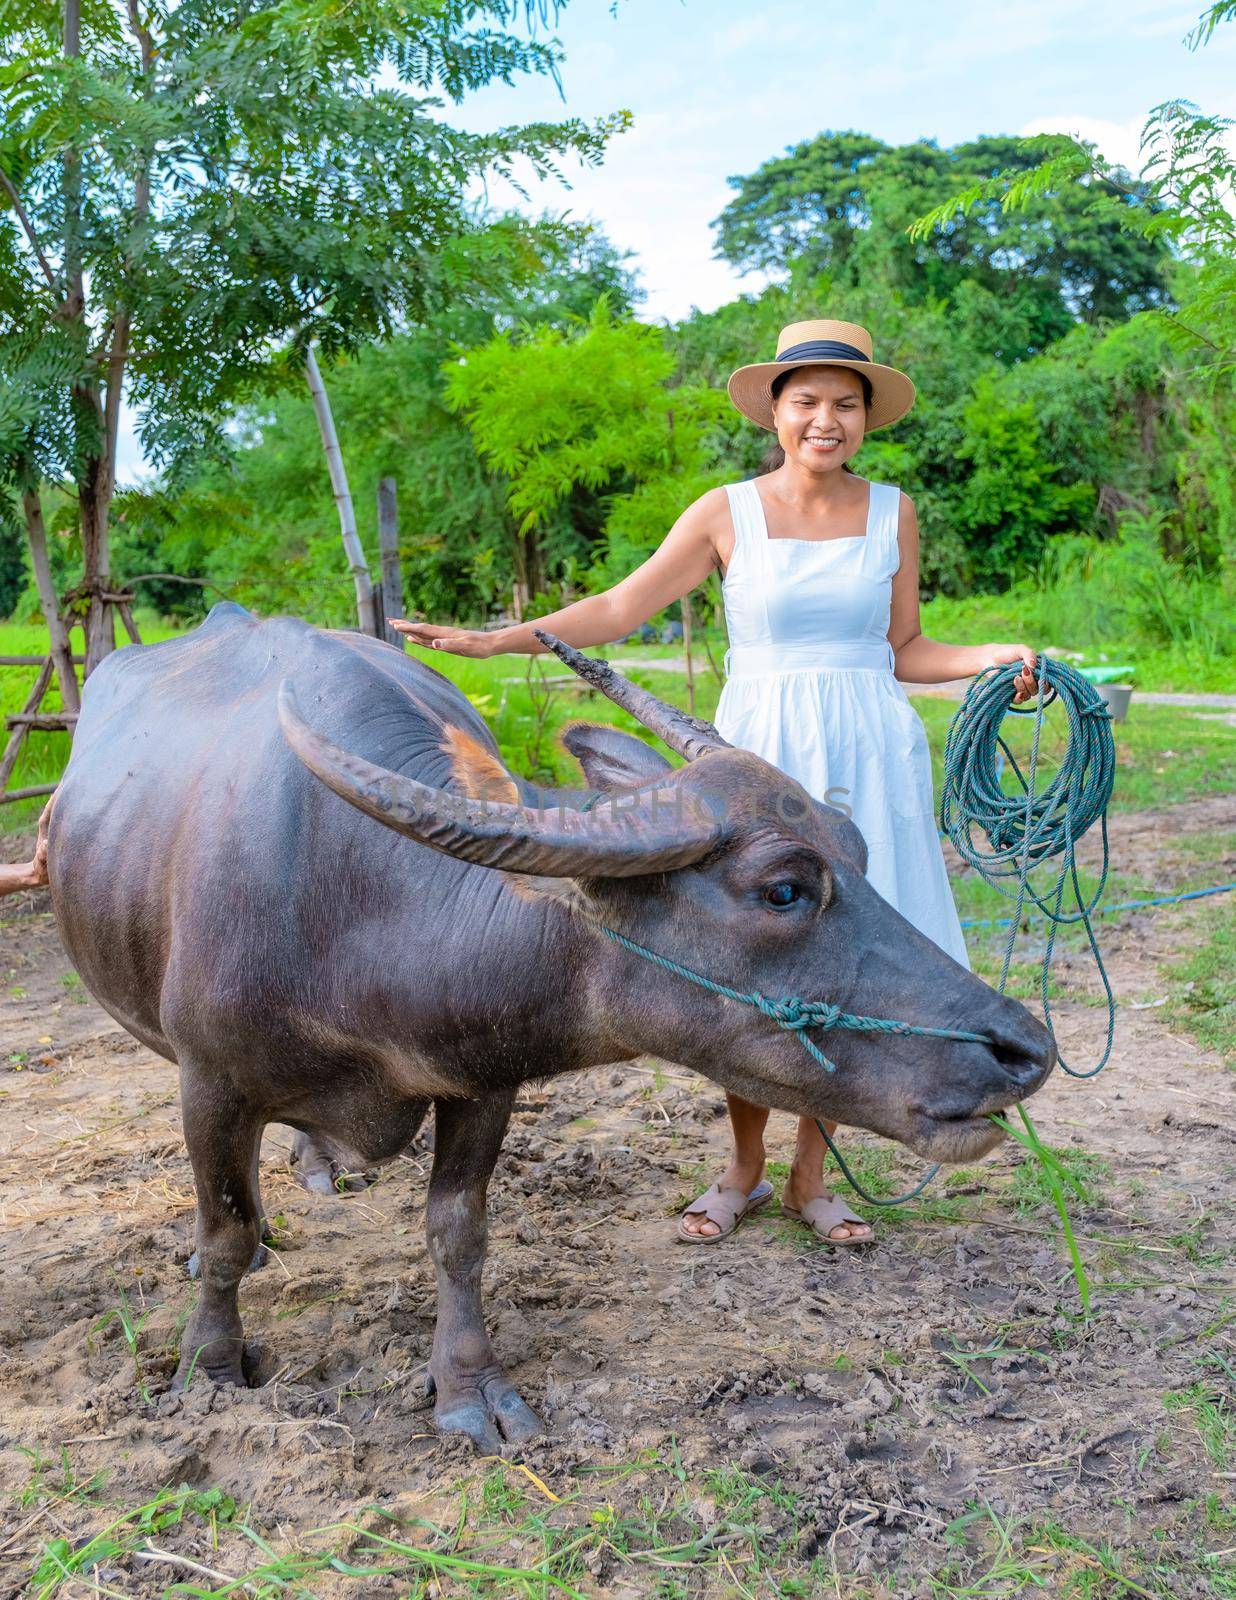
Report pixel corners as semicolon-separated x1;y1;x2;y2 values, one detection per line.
389;619;502;659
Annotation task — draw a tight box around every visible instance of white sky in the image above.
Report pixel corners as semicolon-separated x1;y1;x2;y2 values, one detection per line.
114;0;1236;481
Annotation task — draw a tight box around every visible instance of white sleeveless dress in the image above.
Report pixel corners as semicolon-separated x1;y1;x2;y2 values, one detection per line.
714;476;970;968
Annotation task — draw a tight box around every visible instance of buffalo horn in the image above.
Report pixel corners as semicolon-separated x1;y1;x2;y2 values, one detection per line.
278;683;725;877
532;631;731;762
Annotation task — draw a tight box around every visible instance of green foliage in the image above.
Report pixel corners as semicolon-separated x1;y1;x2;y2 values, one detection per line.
908;23;1235;394
952;376;1094;585
0;505;28;615
1;0;622;474
448;298;692;531
0;0;626;648
714;131;1174;351
2;0;1233;712
444;296;731;599
924;512;1235;681
93;230;647;626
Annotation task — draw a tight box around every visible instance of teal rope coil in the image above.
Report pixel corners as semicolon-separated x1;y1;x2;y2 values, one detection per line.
939;656;1118;1078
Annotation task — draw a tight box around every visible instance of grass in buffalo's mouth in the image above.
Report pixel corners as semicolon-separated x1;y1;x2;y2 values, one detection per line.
988;1106;1093;1316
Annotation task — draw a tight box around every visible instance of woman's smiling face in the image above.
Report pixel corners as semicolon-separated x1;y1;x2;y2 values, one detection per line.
771;364;868;474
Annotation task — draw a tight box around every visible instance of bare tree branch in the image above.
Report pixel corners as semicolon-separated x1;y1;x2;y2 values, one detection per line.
0;166;58;291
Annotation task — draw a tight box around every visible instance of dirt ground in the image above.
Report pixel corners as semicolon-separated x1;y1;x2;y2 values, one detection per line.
0;797;1233;1598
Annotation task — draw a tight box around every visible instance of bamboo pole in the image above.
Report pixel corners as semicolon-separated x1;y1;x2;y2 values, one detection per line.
305;342;375;634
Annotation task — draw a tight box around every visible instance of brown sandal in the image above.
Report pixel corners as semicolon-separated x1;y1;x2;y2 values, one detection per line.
677;1178;774;1244
781;1193;875;1246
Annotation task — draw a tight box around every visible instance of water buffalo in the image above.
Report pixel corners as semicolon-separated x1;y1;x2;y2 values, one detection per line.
46;602;1054;1450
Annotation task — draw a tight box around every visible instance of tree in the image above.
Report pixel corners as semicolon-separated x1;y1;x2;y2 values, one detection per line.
97;225;645;627
0;0;624;669
444;296;729;615
907;1;1236;574
952;376;1094;587
713;131;1175;355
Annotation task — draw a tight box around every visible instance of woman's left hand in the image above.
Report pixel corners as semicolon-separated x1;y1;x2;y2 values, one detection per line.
986;643;1040;704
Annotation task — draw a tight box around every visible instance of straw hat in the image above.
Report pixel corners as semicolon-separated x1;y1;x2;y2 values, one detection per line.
727;318;916;432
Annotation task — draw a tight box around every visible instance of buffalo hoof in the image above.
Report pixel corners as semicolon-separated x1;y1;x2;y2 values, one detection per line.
186;1242;268;1280
171;1336;255;1391
427;1371;544;1453
291;1132;370;1196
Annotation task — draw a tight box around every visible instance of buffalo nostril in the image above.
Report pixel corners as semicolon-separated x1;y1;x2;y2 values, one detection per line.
987;1029;1055;1089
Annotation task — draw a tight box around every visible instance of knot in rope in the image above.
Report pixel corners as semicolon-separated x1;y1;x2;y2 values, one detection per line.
754;995;842;1034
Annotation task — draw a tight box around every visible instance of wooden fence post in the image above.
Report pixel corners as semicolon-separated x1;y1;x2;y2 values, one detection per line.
377;477;403;646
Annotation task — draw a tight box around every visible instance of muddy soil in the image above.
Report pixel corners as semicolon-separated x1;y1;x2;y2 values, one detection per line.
0;798;1233;1596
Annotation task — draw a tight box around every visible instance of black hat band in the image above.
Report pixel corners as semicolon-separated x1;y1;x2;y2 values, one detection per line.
775;339;869;365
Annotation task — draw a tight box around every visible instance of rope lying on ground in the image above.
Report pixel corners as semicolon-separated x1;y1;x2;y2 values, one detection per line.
959;879;1234;929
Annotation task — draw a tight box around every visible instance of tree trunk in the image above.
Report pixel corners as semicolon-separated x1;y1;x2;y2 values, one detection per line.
63;0;117;676
78;439;116;674
21;485;80;714
511;527;542;618
305;343;375;633
510;531;530;622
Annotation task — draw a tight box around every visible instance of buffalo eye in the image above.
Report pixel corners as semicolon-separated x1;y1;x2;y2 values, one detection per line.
762;881;801;909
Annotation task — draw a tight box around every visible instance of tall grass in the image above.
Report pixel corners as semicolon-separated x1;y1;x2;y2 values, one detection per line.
923;514;1236;692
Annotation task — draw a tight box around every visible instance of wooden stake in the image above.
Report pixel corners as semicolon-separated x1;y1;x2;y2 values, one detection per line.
681;591;696;715
113;597;143;644
0;658;54;791
377;477;403;645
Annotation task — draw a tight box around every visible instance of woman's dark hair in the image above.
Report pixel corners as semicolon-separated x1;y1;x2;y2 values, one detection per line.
758;366;873;475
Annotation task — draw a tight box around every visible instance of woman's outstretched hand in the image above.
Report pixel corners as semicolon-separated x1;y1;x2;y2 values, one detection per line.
388;619;500;659
985;643;1039;704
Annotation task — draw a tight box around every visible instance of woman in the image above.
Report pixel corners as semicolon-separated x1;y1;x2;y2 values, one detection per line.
391;317;1037;1249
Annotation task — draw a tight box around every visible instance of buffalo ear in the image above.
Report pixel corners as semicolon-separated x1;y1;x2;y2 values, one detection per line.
560;722;675;790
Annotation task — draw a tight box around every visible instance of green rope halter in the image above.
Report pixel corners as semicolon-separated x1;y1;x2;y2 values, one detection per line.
591;923;993;1207
592;923;990;1076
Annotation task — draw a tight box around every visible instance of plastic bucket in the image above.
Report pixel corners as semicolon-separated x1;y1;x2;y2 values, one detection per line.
1096;683;1133;722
